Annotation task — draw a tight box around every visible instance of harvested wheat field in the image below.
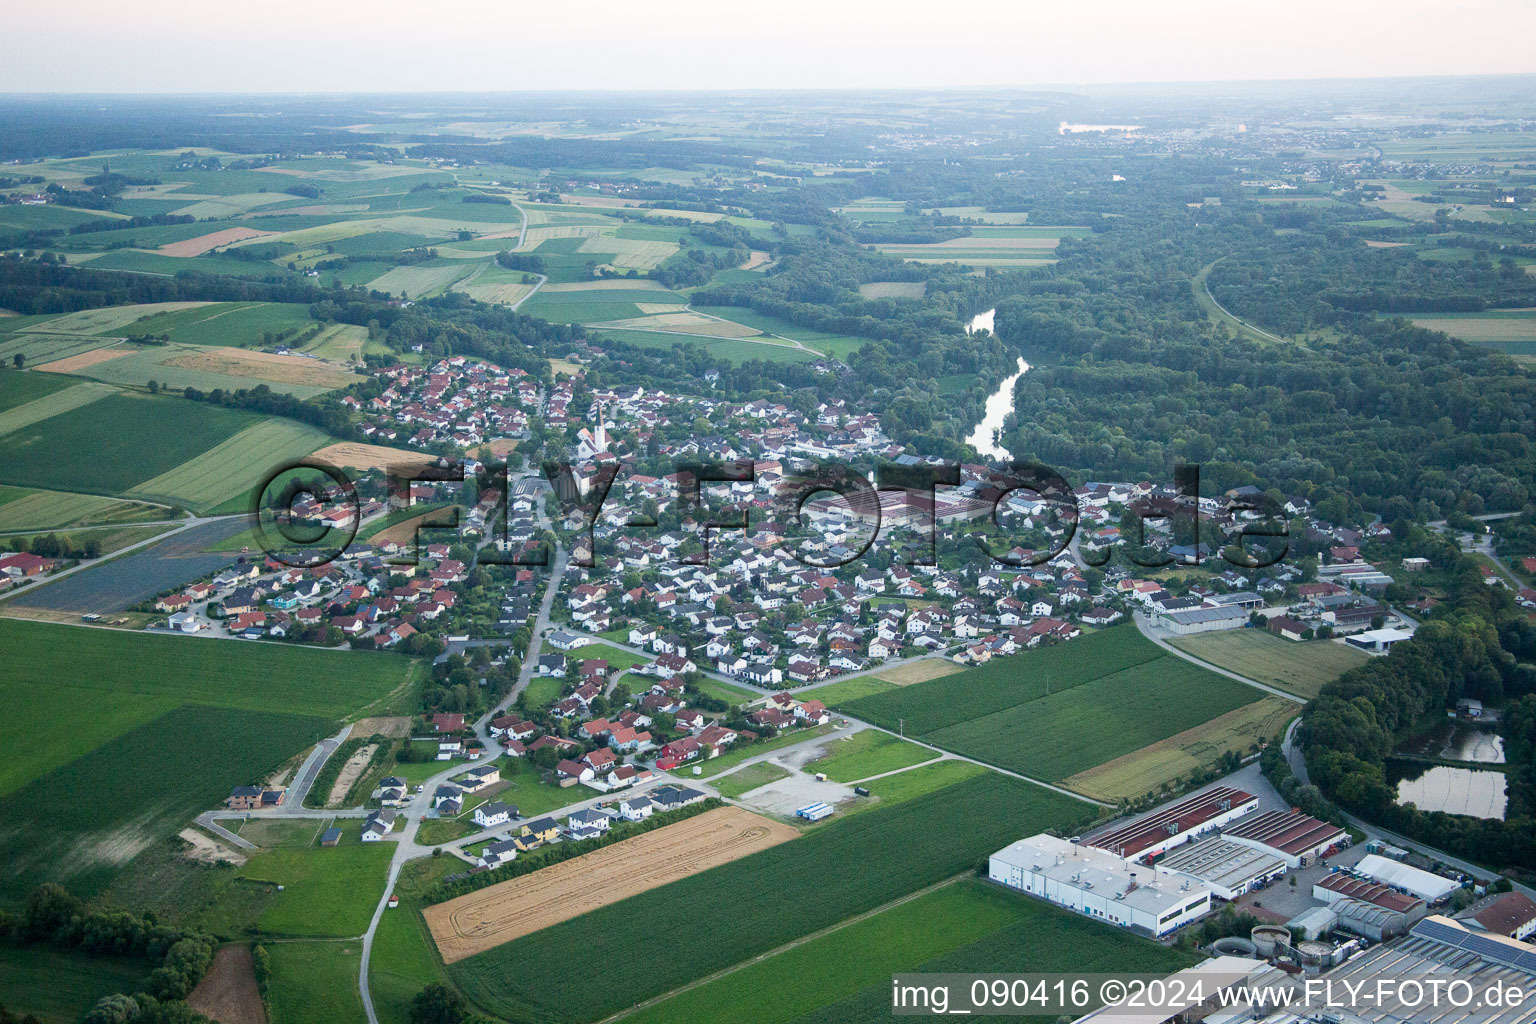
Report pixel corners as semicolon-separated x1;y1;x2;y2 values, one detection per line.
162;347;359;389
590;312;760;337
425;806;797;962
35;345;128;373
158;227;274;257
352;715;412;738
309;442;434;474
873;659;965;686
187;945;267;1024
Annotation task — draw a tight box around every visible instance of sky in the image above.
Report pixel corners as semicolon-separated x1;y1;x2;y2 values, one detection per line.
4;0;1535;93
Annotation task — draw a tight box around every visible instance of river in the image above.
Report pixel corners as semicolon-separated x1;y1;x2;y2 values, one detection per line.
963;308;1029;461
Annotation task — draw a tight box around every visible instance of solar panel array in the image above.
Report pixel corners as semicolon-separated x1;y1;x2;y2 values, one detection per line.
1412;919;1536;975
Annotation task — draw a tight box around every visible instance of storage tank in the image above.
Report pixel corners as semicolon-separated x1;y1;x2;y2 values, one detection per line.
1297;940;1332;966
1251;925;1291;958
1212;937;1258;958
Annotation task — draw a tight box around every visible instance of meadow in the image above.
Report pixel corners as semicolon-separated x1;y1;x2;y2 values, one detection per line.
1170;630;1369;699
0;391;258;496
237;842;394;937
689;723;838;778
447;773;1092;1024
802;730;937;782
710;761;790;799
265;941;366;1024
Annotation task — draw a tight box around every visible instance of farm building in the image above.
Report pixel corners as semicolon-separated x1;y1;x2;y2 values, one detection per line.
989;834;1214;938
1157;606;1247;635
1087;786;1258;862
1353;854;1460;903
1153;838;1286;901
1457;891;1536;941
1221;809;1348;868
320;827;342;847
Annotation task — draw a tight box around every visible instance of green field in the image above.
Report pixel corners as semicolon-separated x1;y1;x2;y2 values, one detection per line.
0;944;149;1024
0;487;165;531
837;626;1261;782
802;730;937;782
0;706;332;901
0;391;258;496
0;333;118;367
447;772;1092;1024
621;881;1027;1024
691;723;838;778
238;842;394;936
0;619;421;798
0;381;117;437
266;941;367;1024
833;626;1159;735
1170;630;1369;699
124;418;332;512
796;674;897;705
856;759;987;806
112;301;316;347
711;761;790;799
784;892;1195;1024
62;343;344;400
521;287;687;323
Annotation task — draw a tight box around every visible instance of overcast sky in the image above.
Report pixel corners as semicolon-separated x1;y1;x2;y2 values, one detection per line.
5;0;1534;93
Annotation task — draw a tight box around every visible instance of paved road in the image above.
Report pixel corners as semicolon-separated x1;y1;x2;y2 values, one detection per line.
1133;611;1307;706
283;724;354;809
358;535;568;1024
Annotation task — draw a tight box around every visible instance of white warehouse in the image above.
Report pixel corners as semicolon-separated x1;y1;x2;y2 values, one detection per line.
990;834;1214;938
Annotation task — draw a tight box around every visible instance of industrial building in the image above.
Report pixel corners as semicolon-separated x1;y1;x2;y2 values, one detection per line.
1458;890;1536;941
989;834;1214;938
1353;853;1461;903
1087;786;1258;862
1222;808;1349;867
1157;605;1249;634
1154;838;1287;901
1344;626;1414;652
1203;916;1536;1024
1313;872;1427;939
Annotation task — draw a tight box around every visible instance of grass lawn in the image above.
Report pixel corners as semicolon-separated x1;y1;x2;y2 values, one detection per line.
802;730;937;783
0;944;148;1024
691;677;759;706
489;757;581;818
266;940;367;1024
621;880;1026;1024
1170;630;1369;699
237;841;394;936
369;855;458;1024
691;723;839;779
712;761;790;799
856;759;988;807
520;674;564;709
800;674;897;705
